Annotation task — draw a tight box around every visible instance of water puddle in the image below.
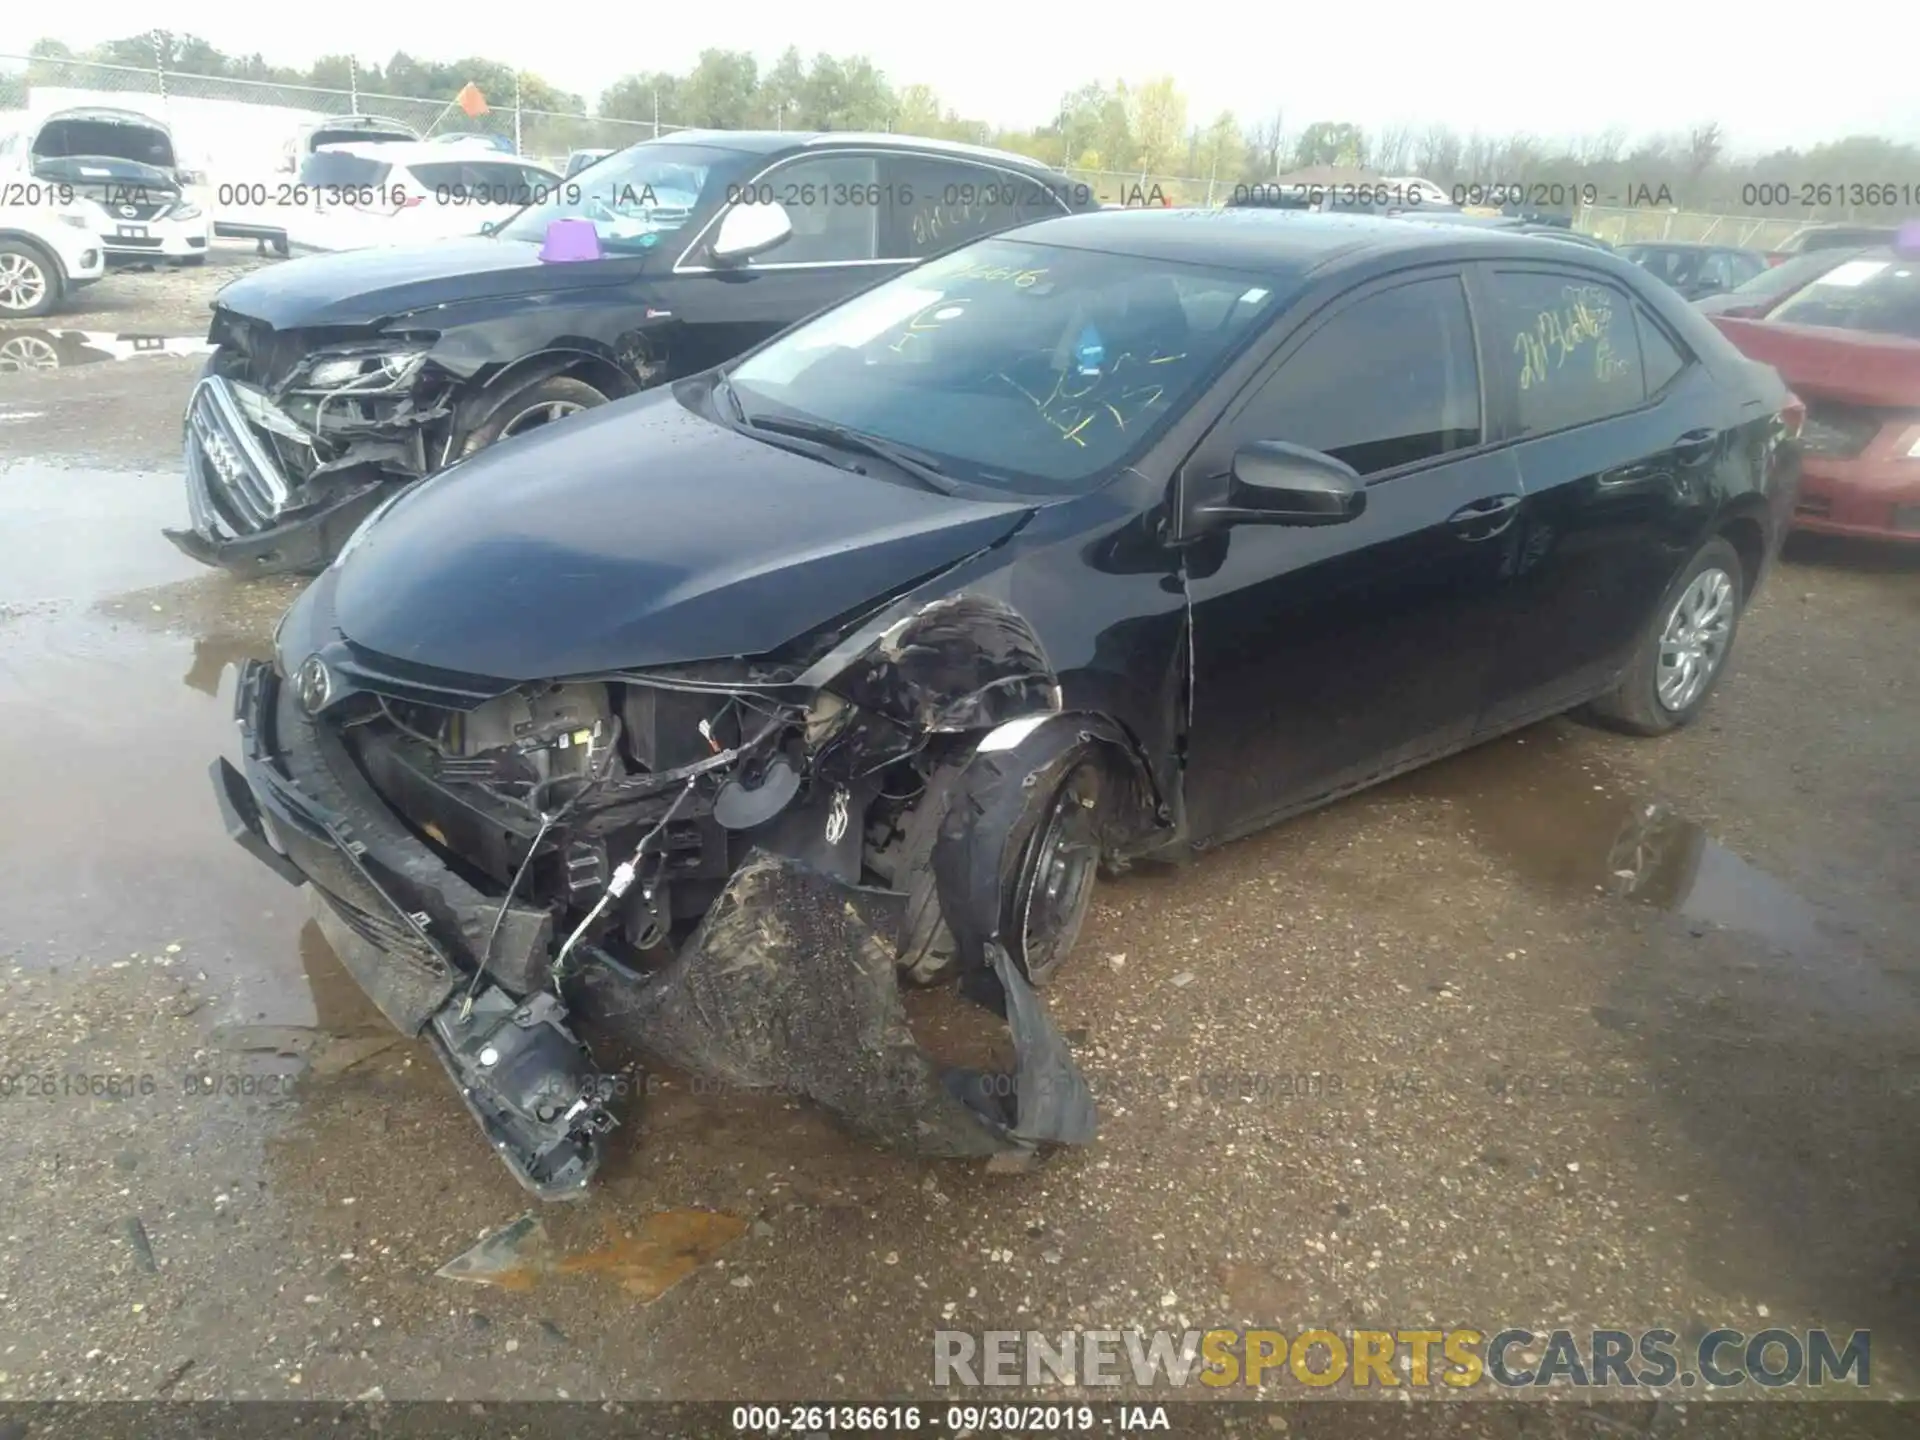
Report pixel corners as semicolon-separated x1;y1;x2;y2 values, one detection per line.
0;329;213;377
1393;728;1907;1022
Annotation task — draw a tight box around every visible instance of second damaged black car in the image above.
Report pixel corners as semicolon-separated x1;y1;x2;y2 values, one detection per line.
214;210;1802;1195
165;130;1097;576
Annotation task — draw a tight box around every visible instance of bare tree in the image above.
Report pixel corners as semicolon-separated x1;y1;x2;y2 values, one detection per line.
1246;110;1284;178
1413;124;1462;181
1371;121;1413;175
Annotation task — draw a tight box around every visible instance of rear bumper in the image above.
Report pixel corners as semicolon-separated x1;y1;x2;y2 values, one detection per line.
163;375;389;576
1793;453;1920;543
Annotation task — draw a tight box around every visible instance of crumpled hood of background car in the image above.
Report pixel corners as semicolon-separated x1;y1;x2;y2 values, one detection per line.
212;237;646;329
330;389;1034;682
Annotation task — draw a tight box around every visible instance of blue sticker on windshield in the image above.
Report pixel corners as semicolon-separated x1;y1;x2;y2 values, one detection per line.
1074;326;1105;376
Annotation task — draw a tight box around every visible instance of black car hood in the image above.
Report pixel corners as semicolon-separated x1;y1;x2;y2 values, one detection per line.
329;389;1034;681
212;237;649;329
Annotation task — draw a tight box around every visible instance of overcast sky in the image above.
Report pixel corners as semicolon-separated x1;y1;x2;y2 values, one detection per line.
31;3;1920;155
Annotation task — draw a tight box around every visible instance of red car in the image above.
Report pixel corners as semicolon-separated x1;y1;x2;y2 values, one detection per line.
1709;240;1920;542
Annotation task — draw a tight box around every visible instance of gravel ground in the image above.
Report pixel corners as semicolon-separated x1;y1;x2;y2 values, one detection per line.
0;263;1915;1425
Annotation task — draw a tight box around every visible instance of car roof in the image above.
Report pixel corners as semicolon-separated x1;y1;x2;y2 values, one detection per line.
1006;207;1634;278
639;129;1068;172
318;141;553;169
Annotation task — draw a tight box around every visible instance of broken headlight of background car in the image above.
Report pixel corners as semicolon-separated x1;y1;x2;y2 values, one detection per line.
297;347;429;393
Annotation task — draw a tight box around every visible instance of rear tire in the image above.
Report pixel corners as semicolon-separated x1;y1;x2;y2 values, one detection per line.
0;240;64;318
1583;536;1744;737
459;376;607;456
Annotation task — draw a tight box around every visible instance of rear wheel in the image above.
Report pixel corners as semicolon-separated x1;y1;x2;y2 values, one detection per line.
459;376;608;456
0;241;62;318
1584;537;1744;736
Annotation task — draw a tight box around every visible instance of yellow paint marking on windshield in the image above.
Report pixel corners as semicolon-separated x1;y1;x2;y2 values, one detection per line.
942;260;1049;288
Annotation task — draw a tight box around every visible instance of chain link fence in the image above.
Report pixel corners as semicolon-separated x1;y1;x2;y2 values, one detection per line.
3;55;1816;245
1578;205;1803;251
0;55;674;172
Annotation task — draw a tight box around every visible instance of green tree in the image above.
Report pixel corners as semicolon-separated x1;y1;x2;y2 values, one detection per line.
1292;120;1367;168
678;50;760;130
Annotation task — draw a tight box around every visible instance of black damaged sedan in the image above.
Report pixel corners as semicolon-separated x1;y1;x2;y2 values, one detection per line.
216;209;1802;1195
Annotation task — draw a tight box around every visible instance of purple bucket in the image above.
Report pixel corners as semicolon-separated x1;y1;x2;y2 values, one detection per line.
538;217;604;263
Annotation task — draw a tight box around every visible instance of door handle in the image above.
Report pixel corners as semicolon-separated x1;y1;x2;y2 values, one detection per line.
1448;493;1523;540
1673;427;1718;462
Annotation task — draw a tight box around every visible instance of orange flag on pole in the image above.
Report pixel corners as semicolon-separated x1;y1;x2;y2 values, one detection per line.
456;82;489;118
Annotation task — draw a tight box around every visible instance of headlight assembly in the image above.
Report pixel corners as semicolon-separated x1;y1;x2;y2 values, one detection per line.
170;201;203;222
304;350;428;390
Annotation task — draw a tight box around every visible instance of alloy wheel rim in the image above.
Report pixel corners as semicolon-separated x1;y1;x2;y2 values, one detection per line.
0;254;48;311
1656;567;1735;712
499;399;586;437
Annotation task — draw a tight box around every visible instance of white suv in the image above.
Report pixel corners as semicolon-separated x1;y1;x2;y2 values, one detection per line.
0;203;106;317
0;108;211;267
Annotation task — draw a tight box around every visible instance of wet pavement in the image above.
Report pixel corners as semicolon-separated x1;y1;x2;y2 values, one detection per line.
1;309;1917;1408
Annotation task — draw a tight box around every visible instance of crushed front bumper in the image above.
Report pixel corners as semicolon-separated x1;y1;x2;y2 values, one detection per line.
214;661;1099;1196
163;376;390;577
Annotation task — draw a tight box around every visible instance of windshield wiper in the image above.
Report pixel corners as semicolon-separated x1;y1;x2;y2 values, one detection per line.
744;414;959;495
711;371;748;425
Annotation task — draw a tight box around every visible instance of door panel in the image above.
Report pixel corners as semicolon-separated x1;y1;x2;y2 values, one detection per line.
1185;449;1525;840
1180;272;1521;842
1470;268;1721;730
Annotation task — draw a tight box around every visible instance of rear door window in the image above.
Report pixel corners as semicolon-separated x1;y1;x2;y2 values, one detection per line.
1225;274;1482;476
879;154;1072;260
1635;306;1691;396
1481;270;1644;436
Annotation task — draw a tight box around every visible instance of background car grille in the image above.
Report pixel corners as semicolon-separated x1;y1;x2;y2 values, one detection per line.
82;190;179;223
1799;399;1892;458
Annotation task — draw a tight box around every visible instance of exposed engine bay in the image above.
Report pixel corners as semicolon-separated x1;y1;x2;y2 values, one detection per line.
204;325;463;492
233;594;1139;1197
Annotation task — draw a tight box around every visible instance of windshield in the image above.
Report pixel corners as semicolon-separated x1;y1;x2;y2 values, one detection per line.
726;236;1287;495
1768;254;1920;340
498;141;730;253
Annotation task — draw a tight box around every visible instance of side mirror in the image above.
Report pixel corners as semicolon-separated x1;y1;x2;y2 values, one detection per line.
1196;441;1366;528
710;201;793;264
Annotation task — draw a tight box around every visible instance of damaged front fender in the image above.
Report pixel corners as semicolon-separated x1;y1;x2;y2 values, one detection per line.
821;593;1062;734
588;850;1096;1160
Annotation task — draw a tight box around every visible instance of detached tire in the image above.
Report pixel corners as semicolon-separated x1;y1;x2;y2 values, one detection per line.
1583;536;1745;736
459;376;608;456
0;240;64;319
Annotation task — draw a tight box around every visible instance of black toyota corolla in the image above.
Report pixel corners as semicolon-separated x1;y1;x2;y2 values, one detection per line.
215;209;1802;1196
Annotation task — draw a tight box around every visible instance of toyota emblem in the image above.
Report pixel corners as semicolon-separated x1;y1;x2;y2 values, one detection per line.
118;204;138;218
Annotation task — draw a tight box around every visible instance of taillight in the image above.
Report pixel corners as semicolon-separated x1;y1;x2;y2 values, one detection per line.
1779;391;1806;441
1765;253;1786;268
389;193;424;216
